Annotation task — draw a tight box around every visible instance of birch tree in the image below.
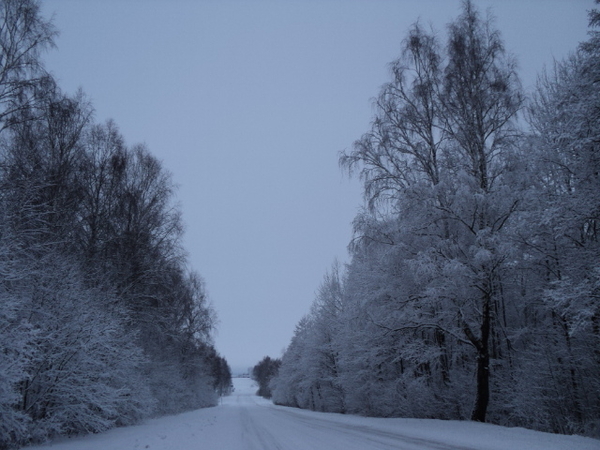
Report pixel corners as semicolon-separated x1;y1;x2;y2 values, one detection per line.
340;0;523;422
0;0;56;133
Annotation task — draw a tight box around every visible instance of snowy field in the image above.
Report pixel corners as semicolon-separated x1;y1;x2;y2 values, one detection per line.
24;378;600;450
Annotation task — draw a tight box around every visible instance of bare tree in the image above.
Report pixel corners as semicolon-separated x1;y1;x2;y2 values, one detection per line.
0;0;56;133
340;22;445;211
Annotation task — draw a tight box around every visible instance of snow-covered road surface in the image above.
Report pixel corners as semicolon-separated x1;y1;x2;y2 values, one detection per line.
25;378;599;450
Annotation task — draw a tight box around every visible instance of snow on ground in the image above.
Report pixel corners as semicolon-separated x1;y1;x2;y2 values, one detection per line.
24;378;600;450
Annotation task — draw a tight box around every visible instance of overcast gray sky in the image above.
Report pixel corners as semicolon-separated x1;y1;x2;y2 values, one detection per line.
42;0;591;374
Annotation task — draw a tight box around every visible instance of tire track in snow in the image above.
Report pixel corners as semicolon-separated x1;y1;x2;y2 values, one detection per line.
240;406;285;450
268;405;479;450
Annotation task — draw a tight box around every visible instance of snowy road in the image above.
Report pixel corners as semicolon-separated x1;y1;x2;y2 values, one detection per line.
26;378;599;450
231;380;443;450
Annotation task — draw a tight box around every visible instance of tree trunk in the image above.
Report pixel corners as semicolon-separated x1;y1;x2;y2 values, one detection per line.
464;298;491;422
472;298;490;422
471;346;489;422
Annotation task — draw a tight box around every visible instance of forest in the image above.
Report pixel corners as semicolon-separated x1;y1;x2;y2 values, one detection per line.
270;0;600;438
0;1;231;448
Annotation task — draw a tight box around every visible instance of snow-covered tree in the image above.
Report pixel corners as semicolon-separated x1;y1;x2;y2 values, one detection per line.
338;0;523;422
513;3;600;433
271;316;313;408
0;2;226;446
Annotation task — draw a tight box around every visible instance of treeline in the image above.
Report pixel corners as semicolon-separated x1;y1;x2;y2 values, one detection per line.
272;0;600;438
252;356;281;399
0;1;230;448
